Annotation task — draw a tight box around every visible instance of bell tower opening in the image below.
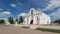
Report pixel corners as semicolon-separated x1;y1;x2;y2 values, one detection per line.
31;9;33;20
30;9;34;24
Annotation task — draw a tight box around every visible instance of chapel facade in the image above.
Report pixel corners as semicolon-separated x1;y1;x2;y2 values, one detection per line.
24;8;51;25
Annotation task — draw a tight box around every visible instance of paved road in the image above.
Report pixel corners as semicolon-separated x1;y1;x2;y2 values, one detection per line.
0;25;59;34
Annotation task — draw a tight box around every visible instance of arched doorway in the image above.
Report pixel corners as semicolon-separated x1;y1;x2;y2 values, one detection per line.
30;20;33;24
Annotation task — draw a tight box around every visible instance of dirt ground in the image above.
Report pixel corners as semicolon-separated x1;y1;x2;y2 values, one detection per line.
0;25;59;34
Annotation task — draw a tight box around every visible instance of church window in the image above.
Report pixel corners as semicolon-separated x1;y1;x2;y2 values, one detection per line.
37;16;40;21
37;16;40;24
37;17;38;20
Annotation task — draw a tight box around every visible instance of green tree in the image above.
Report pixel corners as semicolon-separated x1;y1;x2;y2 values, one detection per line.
8;16;14;24
19;16;23;24
0;19;5;24
54;19;60;24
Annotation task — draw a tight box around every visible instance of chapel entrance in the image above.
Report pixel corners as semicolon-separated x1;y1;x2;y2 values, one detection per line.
30;20;33;24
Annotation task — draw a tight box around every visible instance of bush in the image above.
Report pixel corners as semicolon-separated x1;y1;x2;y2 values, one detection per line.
0;19;5;24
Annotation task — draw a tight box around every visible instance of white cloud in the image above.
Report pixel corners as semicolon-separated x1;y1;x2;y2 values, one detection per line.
0;11;11;15
0;8;3;11
10;4;16;7
18;3;22;5
43;0;60;11
18;13;27;17
2;11;11;15
49;8;60;20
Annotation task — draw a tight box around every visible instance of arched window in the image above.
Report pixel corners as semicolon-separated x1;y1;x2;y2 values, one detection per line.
37;16;40;24
37;16;40;21
37;16;38;20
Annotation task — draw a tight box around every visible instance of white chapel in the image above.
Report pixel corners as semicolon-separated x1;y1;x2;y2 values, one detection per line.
24;8;51;25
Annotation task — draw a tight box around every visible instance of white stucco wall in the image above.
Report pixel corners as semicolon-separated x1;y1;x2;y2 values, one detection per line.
24;8;51;25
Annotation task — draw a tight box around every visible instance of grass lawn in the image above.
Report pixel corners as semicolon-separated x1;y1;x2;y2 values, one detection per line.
36;28;60;33
22;26;30;29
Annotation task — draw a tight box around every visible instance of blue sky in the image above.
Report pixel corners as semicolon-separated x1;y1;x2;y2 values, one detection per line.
0;0;60;21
